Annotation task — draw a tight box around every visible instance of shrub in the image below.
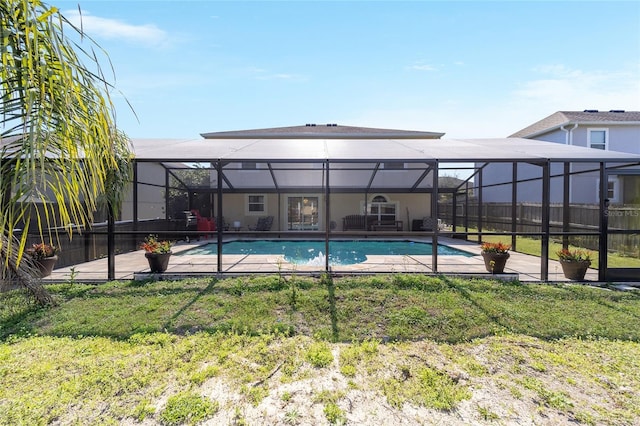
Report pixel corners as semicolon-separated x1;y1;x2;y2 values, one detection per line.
160;392;218;425
305;341;334;368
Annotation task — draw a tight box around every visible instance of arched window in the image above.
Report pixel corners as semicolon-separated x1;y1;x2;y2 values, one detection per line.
368;195;397;221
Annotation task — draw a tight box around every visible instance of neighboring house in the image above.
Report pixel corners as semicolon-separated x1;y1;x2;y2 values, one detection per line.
481;110;640;204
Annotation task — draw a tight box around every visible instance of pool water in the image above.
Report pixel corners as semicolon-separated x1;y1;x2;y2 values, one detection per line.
179;240;472;266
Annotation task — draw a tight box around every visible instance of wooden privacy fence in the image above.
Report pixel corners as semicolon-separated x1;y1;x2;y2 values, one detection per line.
438;202;640;257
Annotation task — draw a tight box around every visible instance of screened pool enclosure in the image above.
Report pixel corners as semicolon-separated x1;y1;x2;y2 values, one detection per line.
21;126;640;282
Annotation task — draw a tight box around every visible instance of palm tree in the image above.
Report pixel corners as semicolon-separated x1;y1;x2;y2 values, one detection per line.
1;0;132;304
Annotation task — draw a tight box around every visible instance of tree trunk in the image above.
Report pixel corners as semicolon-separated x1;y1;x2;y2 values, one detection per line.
0;234;54;306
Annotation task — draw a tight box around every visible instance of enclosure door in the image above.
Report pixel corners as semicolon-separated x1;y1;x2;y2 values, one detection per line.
287;196;319;230
605;172;640;281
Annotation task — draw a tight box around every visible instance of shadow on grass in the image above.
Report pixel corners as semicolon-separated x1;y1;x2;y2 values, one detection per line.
162;278;218;331
439;275;516;335
560;283;640;321
323;273;339;342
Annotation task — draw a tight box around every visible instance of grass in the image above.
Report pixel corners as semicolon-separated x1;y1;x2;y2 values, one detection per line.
1;275;639;424
4;275;640;342
472;231;640;269
160;392;219;425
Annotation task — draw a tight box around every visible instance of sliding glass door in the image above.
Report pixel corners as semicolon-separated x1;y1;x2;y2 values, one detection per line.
288;196;319;230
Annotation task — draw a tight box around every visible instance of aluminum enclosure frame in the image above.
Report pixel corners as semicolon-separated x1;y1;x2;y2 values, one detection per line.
115;137;640;281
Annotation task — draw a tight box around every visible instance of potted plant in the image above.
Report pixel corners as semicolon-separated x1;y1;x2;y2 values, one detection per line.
556;248;592;280
25;242;59;277
480;241;511;274
140;235;173;273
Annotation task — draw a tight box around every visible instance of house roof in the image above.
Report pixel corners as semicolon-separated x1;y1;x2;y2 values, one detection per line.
201;124;445;139
510;110;640;138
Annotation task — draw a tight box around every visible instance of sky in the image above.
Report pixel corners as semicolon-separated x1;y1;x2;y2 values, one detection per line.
54;0;640;140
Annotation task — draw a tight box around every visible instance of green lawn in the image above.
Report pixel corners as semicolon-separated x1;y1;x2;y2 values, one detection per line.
1;275;639;425
458;228;640;268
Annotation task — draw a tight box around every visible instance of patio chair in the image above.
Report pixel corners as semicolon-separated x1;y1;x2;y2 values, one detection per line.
215;216;229;231
249;216;274;231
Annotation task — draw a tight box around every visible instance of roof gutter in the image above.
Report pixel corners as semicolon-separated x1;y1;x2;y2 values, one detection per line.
560;123;578;145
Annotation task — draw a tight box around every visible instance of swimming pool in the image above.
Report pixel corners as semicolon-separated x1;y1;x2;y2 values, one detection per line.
179;240;473;266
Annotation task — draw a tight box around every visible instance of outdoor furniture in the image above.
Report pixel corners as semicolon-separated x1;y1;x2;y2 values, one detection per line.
192;211;215;230
411;219;424;231
215;216;229;231
370;220;403;231
249;216;274;231
421;217;437;231
342;214;366;231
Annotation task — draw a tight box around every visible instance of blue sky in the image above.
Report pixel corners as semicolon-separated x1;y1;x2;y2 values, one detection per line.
57;0;640;139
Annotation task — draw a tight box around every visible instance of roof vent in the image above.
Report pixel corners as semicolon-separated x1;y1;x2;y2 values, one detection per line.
583;109;599;113
609;109;625;113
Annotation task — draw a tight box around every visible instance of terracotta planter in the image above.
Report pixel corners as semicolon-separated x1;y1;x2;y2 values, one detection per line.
559;260;591;280
145;252;172;273
481;252;510;274
35;255;58;278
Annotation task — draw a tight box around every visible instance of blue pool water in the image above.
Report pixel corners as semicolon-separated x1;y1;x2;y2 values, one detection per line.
179;240;472;266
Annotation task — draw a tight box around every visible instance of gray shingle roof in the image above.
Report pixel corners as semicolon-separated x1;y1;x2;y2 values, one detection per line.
510;110;640;138
201;124;444;139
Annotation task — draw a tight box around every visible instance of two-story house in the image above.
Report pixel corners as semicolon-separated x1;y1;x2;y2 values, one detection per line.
512;110;640;204
480;110;640;204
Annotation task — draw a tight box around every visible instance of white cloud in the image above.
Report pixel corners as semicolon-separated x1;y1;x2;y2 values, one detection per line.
345;63;640;141
65;10;170;48
408;63;437;71
512;64;640;111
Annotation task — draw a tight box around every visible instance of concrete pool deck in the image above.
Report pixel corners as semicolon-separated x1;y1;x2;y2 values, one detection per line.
42;236;599;283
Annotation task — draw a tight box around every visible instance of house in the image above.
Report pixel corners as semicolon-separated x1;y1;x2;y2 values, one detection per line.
125;124;446;232
480;110;640;204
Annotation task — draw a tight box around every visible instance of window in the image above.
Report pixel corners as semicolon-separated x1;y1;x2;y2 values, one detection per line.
367;195;397;221
247;195;265;213
608;178;620;203
383;162;405;170
596;178;619;203
588;128;608;150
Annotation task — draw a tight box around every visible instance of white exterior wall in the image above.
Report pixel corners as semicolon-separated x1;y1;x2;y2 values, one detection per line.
606;126;640;153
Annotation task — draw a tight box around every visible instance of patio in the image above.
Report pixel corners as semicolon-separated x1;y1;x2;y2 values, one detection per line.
43;236;599;283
